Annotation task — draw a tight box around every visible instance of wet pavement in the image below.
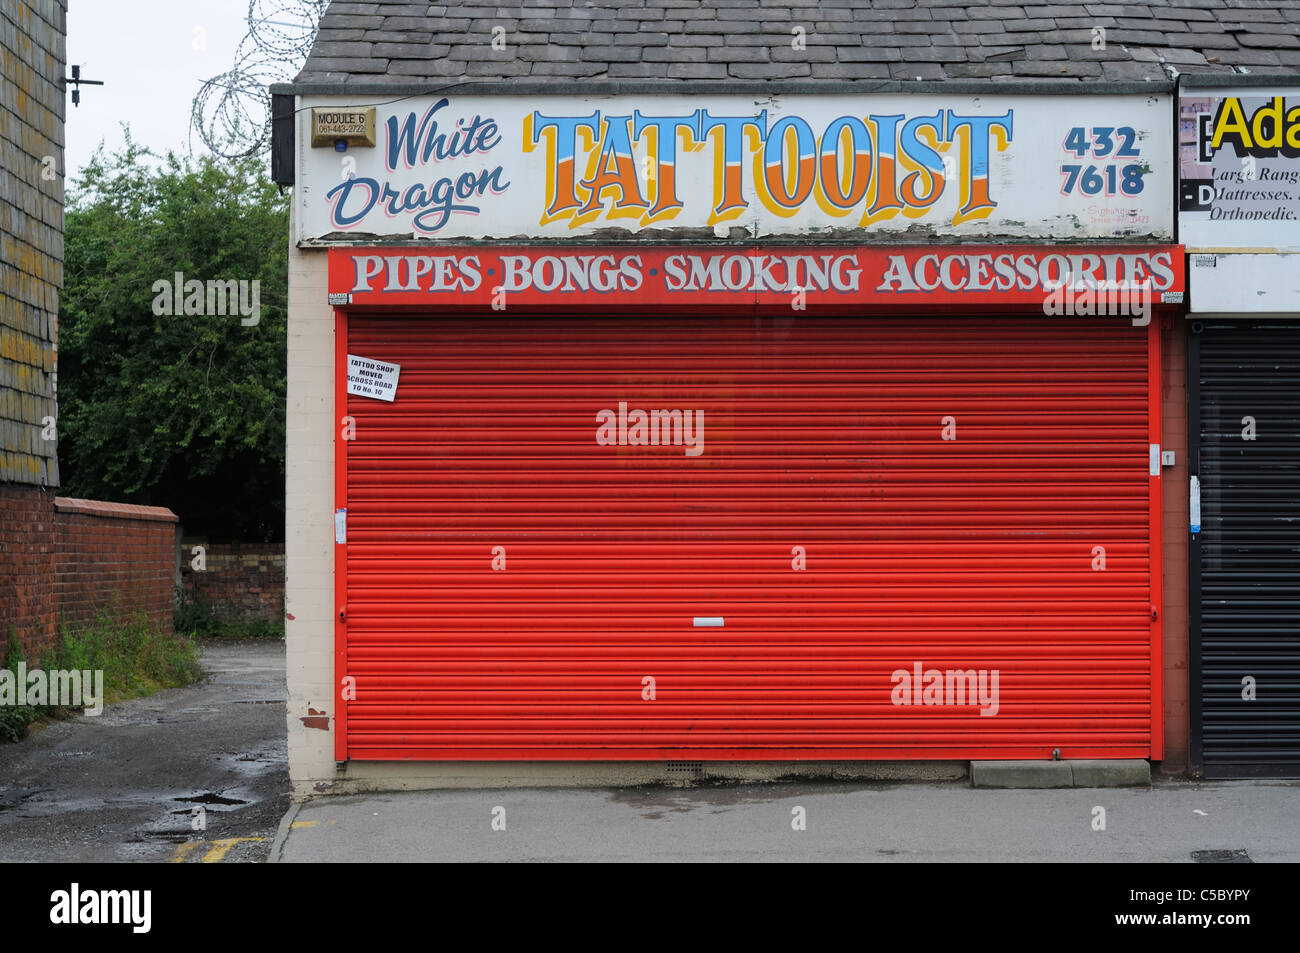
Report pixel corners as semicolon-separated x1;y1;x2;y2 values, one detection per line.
0;639;288;863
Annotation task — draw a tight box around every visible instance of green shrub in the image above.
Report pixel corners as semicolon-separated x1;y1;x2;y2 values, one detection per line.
0;609;203;742
0;631;48;742
173;585;223;637
61;607;204;699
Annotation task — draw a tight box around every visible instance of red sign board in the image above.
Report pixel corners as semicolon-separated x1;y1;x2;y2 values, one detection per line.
328;245;1184;314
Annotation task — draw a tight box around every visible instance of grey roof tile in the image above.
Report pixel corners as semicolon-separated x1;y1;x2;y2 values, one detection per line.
1237;30;1300;47
1220;6;1288;16
968;6;1028;18
889;62;950;78
313;28;369;40
728;61;813;77
1011;57;1104;74
895;19;950;32
1126;45;1163;60
1215;47;1284;62
462;57;531;74
292;0;1300;84
837;46;905;62
1153;46;1213;63
1098;59;1165;77
371;41;440;56
516;43;579;60
578;44;644;61
979;30;1046;43
1164;31;1241;49
665;61;728;78
1054;17;1120;27
1109;28;1172;43
944;61;1017;76
772;44;838;61
973;44;1030;60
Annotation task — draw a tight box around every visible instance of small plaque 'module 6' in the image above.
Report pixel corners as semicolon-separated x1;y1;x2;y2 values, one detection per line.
311;107;376;148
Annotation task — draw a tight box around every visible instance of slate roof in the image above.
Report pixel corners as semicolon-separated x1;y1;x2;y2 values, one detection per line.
291;0;1300;87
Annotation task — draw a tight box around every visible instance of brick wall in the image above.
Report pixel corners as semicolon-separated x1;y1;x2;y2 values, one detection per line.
0;483;57;662
1;0;65;487
180;541;285;622
54;497;178;635
1161;320;1190;775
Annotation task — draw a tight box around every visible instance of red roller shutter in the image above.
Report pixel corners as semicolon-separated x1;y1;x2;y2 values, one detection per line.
336;313;1161;761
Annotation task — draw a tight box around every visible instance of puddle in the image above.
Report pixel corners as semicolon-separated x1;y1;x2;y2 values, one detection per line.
128;830;193;842
1192;849;1253;863
174;792;247;806
221;741;288;779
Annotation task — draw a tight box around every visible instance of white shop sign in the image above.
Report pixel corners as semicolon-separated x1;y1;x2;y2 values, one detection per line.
1179;85;1300;252
295;92;1173;244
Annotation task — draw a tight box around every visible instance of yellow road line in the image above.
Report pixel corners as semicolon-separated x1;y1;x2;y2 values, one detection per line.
170;841;204;864
200;836;266;863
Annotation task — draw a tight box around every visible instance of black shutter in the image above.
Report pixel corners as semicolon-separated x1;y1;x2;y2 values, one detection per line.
1191;321;1300;778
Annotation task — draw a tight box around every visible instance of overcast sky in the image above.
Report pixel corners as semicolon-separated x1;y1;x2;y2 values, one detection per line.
65;0;310;181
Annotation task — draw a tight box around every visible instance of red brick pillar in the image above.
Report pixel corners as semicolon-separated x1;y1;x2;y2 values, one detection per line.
0;485;58;663
1160;319;1190;774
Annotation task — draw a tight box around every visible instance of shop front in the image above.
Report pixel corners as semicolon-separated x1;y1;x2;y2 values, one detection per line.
280;85;1184;788
327;243;1181;763
1181;76;1300;778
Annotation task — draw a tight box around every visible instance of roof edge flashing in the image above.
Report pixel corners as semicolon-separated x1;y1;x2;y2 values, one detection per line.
1179;71;1300;90
271;79;1175;98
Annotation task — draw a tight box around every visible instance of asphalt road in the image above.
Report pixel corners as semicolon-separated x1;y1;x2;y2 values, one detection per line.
277;777;1300;863
0;639;288;863
6;636;1299;864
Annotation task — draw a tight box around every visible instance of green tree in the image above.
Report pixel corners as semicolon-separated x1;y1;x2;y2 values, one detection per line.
58;139;288;541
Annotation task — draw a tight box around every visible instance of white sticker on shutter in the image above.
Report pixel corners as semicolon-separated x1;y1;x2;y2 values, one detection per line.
346;354;400;402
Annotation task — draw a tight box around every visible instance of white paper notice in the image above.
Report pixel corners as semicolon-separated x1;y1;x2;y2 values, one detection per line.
346;354;400;402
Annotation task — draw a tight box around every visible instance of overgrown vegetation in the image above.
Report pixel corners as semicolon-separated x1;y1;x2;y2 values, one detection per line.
0;631;46;742
0;611;203;742
174;587;285;640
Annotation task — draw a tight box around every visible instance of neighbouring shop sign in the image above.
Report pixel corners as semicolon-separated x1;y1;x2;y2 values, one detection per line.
326;245;1184;314
1179;84;1300;252
297;93;1173;244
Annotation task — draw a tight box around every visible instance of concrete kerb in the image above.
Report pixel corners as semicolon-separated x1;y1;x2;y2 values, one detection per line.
1070;759;1152;788
268;800;302;863
971;760;1152;789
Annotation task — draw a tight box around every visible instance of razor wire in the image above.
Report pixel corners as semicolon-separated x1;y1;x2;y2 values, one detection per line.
191;0;330;159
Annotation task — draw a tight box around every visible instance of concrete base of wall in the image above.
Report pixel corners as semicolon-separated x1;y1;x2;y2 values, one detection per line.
293;760;969;799
971;759;1151;789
